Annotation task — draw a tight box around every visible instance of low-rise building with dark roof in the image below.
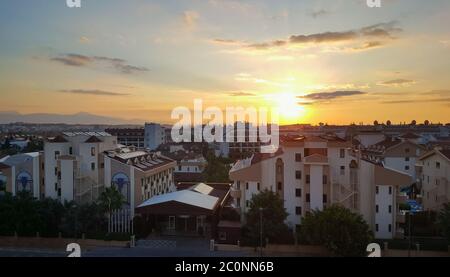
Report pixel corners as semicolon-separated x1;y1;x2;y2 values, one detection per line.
136;182;232;238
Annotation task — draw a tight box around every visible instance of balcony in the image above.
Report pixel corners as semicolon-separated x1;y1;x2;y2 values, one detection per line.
230;187;241;199
396;194;408;204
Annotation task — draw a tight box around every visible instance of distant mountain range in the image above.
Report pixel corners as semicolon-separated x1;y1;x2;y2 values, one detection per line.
0;111;146;125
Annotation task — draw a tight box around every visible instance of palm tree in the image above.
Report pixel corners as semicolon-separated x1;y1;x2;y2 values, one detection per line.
98;186;125;215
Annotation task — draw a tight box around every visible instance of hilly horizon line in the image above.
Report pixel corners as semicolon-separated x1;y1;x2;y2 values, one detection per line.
0;111;151;125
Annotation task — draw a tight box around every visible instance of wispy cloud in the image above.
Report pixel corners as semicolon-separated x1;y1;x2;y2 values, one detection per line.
212;21;401;53
309;9;329;18
228;91;256;97
300;90;367;101
182;10;199;29
50;53;149;74
381;98;450;104
59;89;130;96
378;79;416;87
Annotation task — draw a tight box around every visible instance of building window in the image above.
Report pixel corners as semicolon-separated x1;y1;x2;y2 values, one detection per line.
246;200;250;208
54;167;58;176
389;205;392;214
322;175;327;185
100;163;104;169
295;171;302;180
375;224;379;232
306;175;310;184
54;151;60;160
295;153;302;162
91;147;96;156
405;166;410;171
296;207;302;215
91;163;95;171
323;194;328;203
236;181;240;190
388;224;392;233
436;162;441;169
54;183;58;191
257;183;261;191
306;193;310;203
277;182;282;191
340;166;345;175
376;205;379;213
376;186;379;194
69;147;73;155
405;157;410;162
405;148;410;153
236;198;241;208
295;188;302;197
57;188;61;197
389;187;392;195
340;149;345;158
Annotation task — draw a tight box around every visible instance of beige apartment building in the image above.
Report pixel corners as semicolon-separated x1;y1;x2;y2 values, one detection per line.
229;135;413;239
416;148;450;211
43;132;176;215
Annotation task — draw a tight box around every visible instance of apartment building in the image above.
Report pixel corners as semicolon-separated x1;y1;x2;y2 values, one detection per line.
43;132;177;214
44;132;117;203
363;136;426;180
144;123;166;150
105;128;145;148
0;152;44;199
164;151;207;183
229;135;412;239
416;148;450;211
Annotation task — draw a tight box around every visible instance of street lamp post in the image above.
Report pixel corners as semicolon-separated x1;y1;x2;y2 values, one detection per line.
73;204;78;240
259;207;263;257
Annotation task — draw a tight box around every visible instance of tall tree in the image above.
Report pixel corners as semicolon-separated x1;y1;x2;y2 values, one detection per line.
437;203;450;241
300;205;373;257
98;186;126;214
244;190;290;245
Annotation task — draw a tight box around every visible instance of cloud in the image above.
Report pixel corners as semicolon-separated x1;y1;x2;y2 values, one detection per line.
51;54;92;66
59;89;130;96
50;53;149;74
228;92;256;97
300;90;367;101
378;79;416;87
211;39;242;46
309;9;329;18
183;10;199;29
426;89;450;96
79;36;90;44
381;98;450;104
212;21;401;52
350;41;385;51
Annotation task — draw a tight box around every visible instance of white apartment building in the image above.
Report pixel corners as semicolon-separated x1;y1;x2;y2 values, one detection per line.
0;152;44;199
416;148;450;212
44;132;117;203
363;137;426;181
144;123;166;151
229;135;412;239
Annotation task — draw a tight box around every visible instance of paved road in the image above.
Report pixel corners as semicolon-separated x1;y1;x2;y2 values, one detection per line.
0;238;250;257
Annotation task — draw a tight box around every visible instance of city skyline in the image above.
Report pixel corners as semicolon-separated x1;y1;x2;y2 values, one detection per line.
1;0;450;125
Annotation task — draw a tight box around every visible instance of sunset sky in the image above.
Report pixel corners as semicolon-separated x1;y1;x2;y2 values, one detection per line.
0;0;449;125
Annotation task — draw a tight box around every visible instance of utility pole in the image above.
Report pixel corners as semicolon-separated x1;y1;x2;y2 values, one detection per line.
259;207;263;257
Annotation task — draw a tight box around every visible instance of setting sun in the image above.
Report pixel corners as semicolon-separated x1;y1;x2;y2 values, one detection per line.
265;93;306;124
